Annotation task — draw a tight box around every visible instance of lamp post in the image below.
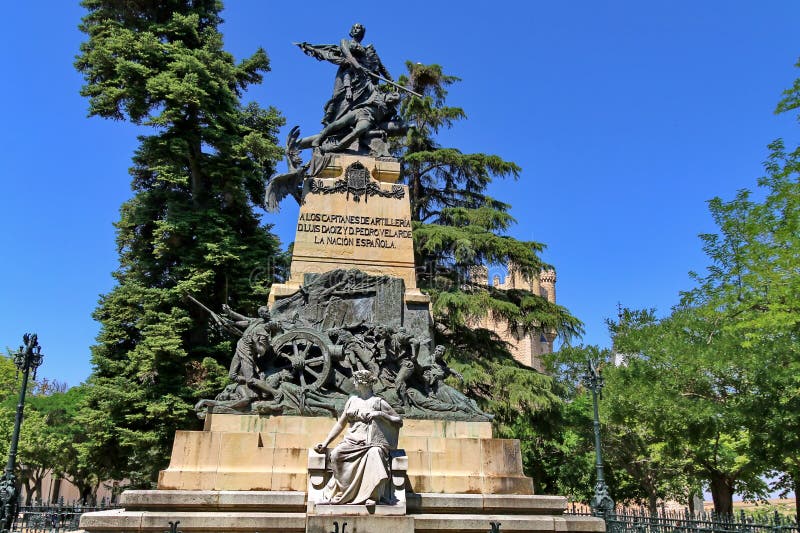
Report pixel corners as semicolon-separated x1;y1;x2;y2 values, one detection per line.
0;333;44;532
582;358;614;518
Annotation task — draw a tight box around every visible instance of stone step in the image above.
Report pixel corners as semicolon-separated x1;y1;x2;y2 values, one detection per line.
117;490;568;515
408;494;568;515
79;509;307;533
120;490;307;512
80;509;603;533
412;513;603;532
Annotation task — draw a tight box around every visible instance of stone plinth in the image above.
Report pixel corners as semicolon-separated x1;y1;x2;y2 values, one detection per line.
269;155;420;308
80;490;605;533
158;414;532;495
307;514;415;533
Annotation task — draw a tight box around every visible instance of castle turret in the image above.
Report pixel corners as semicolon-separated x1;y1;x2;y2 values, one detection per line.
539;269;556;303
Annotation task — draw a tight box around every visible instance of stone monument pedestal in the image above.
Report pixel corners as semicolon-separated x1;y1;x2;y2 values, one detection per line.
81;489;604;533
157;414;532;495
268;153;429;308
80;414;605;532
80;153;604;532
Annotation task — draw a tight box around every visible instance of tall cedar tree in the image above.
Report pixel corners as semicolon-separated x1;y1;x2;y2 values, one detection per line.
396;63;584;446
75;0;284;485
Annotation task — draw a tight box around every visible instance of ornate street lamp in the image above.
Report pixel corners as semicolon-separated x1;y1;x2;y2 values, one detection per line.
582;358;614;518
0;333;44;532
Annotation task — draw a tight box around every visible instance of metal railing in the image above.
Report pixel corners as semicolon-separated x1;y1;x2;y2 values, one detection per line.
10;499;116;533
568;506;799;533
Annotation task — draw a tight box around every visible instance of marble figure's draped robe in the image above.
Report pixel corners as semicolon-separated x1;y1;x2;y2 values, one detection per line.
323;395;399;504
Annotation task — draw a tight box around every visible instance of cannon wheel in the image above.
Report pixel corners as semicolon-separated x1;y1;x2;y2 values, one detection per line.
271;328;333;391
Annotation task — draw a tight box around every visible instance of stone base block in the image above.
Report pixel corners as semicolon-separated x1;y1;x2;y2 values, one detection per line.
307;514;415;533
412;514;604;532
288;155;416;289
160;414;532;494
79;509;307;533
309;502;407;516
203;414;492;439
120;490;306;512
407;493;568;515
80;491;605;533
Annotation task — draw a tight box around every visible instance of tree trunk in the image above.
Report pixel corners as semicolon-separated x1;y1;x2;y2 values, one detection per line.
33;475;42;504
794;474;799;524
51;476;62;503
23;478;33;506
80;485;93;505
709;474;734;515
188;140;204;206
647;492;658;515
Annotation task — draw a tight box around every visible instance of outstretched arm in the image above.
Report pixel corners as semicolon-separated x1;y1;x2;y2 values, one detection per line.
222;304;249;322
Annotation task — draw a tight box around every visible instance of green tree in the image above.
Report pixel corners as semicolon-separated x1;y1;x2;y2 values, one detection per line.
649;60;800;517
544;344;691;510
601;363;694;512
75;0;284;485
612;307;769;514
395;63;582;429
15;408;69;504
0;366;81;504
28;386;101;503
681;137;800;517
536;346;598;502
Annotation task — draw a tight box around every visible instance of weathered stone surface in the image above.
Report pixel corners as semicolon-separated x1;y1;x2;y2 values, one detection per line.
413;513;558;531
553;515;608;532
79;509;145;532
309;502;406;516
159;415;532;494
120;490;307;511
81;491;603;533
288;161;416;289
406;493;567;515
81;509;307;533
205;414;492;439
306;514;415;533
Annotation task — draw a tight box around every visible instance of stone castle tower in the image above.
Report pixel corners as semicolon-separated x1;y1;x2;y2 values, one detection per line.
472;265;557;372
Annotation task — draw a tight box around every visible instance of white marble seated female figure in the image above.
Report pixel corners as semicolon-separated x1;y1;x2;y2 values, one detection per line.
314;369;403;505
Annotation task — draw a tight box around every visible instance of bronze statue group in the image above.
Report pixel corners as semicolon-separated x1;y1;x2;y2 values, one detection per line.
264;23;419;214
193;298;491;422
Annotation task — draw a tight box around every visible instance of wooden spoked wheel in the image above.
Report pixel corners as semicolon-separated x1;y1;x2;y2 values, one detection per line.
271;328;333;390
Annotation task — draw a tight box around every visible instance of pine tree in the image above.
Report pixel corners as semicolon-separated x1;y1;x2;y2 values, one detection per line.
395;63;584;436
75;0;284;485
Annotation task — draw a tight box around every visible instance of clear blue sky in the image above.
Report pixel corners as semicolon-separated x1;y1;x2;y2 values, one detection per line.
1;1;799;387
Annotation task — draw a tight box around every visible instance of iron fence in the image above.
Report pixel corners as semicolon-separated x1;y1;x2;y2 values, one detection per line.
568;506;799;533
10;499;116;533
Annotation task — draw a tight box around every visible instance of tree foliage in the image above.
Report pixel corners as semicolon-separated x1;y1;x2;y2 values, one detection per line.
0;355;91;503
544;344;692;510
394;63;584;464
75;0;285;485
610;309;768;514
681;136;800;516
592;130;799;514
539;57;800;514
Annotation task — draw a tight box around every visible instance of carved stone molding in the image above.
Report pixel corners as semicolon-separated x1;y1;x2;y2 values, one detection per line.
310;162;405;202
